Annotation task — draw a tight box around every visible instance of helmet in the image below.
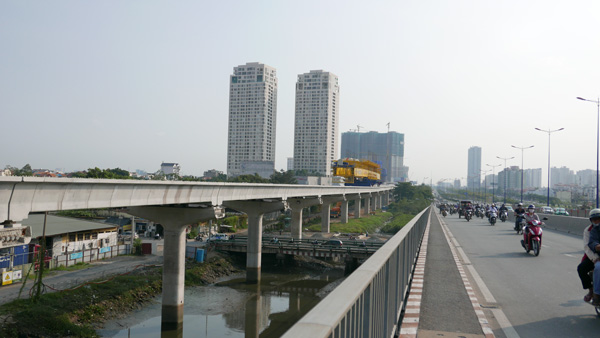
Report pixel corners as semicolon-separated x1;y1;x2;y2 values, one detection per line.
590;208;600;220
528;204;535;209
518;203;523;206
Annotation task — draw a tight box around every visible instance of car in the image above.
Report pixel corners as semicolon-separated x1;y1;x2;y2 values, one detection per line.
554;207;569;216
506;206;514;212
541;206;554;214
324;239;343;247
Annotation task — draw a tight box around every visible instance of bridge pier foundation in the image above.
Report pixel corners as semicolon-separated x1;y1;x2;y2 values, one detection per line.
224;200;287;284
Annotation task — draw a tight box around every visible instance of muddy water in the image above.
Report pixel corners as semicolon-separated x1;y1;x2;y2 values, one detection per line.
98;269;344;337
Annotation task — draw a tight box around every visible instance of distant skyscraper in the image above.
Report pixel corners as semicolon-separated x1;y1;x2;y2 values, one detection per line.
524;168;542;189
227;62;277;177
467;146;482;190
293;70;339;176
340;131;407;182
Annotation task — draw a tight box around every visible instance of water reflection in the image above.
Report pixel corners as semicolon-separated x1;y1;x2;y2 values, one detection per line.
98;271;342;337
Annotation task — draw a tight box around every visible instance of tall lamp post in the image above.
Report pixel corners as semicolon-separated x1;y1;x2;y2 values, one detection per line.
487;164;501;204
511;145;534;203
497;156;515;205
535;127;564;207
577;96;600;208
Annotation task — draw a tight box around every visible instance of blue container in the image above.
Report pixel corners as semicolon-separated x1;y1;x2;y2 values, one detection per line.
195;249;205;263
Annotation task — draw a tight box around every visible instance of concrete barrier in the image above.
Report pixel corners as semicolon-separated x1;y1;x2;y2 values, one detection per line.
509;213;589;237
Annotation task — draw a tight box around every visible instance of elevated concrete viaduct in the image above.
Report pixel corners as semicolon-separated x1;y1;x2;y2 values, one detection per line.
0;177;393;329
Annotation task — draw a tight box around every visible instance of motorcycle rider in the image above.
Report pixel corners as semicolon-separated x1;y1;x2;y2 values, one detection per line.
587;208;600;305
488;204;498;222
577;208;600;303
514;203;526;231
499;203;508;219
521;205;540;248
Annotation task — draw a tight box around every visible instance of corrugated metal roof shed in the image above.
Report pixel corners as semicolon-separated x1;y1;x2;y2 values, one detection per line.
21;214;118;238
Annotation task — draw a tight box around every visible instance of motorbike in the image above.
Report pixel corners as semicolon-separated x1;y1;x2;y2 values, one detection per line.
515;214;526;234
442;209;447;217
521;219;544;256
489;211;497;226
465;209;472;222
587;271;600;316
500;210;508;222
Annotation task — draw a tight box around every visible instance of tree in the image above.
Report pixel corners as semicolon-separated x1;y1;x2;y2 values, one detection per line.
228;173;269;183
269;170;298;184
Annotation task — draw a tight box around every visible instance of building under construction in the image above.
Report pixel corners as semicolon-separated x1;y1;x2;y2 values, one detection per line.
340;131;408;183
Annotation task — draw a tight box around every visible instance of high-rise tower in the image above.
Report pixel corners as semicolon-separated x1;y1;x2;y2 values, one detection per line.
227;62;277;178
467;146;482;190
340;131;407;182
293;70;339;176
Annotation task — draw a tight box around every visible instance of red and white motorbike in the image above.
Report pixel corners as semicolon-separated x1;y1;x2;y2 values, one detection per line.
521;219;545;256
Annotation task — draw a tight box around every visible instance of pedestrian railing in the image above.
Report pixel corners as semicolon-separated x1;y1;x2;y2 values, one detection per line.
282;206;431;338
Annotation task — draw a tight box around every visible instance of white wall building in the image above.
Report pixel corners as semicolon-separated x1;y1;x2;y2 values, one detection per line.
293;70;340;176
227;62;277;178
160;162;180;176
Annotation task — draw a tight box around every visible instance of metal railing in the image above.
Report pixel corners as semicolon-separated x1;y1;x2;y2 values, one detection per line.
282;206;431;338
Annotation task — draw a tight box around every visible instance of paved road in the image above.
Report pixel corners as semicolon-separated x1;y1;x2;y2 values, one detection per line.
0;254;163;305
440;212;599;337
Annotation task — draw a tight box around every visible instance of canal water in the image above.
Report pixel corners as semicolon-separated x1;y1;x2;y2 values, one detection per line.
97;268;344;337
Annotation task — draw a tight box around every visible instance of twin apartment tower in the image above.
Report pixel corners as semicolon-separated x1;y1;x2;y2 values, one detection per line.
227;62;339;178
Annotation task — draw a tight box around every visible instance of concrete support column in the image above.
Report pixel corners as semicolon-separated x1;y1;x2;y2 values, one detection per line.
365;196;371;215
246;211;263;283
126;205;224;330
289;292;301;313
341;200;349;224
290;208;302;239
161;223;187;327
321;196;345;234
320;204;330;234
287;197;321;240
130;216;136;254
354;196;362;219
224;200;287;284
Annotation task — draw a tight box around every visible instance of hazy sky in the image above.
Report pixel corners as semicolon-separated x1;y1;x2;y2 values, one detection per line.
2;1;599;185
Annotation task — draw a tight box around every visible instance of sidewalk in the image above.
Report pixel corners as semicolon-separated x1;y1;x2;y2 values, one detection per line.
400;212;493;338
0;254;163;305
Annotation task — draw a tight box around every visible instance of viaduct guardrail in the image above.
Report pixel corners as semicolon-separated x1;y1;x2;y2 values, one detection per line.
282;206;431;338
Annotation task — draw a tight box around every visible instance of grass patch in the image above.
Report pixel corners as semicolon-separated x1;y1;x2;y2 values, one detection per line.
307;211;393;234
0;256;240;337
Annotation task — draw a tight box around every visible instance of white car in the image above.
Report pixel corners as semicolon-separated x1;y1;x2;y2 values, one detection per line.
541;206;554;214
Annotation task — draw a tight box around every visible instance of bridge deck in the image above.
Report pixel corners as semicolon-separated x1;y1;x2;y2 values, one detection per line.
401;212;491;338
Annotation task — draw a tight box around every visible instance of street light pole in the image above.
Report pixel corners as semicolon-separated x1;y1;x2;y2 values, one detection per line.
535;127;564;207
511;145;534;203
577;96;600;208
487;164;501;204
496;156;515;205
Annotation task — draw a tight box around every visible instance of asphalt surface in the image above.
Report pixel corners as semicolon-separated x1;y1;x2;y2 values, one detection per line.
418;212;485;336
0;254;163;305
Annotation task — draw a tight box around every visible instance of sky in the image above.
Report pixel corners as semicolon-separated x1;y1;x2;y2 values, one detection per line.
2;1;600;186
